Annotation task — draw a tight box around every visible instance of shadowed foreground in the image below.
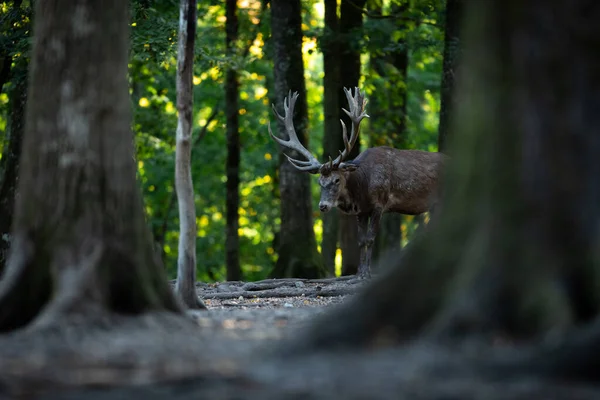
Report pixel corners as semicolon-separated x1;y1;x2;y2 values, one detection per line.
1;309;600;399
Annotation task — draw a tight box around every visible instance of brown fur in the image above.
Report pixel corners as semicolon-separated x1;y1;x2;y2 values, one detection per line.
319;147;446;215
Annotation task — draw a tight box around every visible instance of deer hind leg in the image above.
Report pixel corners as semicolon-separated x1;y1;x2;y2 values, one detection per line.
357;214;369;278
357;210;383;279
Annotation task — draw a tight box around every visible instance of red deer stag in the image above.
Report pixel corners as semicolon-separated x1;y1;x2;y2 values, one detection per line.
268;87;446;278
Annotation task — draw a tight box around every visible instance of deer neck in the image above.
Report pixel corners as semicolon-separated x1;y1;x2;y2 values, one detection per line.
336;173;363;215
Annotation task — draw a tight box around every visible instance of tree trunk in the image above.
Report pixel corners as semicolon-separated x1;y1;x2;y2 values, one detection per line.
286;0;600;353
437;0;463;152
269;0;326;279
0;64;27;276
225;0;241;281
174;0;205;309
368;0;409;267
339;0;367;276
320;0;341;276
0;0;28;277
0;0;183;333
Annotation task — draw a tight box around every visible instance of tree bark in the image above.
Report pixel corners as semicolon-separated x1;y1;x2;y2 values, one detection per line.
174;0;205;309
339;0;366;276
0;0;183;333
285;0;600;352
368;0;409;267
225;0;241;281
269;0;326;279
437;0;463;152
320;0;341;276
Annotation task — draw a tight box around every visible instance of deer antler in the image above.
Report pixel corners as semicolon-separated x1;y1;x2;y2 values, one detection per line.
332;87;369;168
268;91;323;174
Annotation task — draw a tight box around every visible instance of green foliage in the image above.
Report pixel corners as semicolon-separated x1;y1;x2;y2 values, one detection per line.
131;0;282;281
1;0;446;282
361;0;444;151
130;0;445;282
0;1;32;156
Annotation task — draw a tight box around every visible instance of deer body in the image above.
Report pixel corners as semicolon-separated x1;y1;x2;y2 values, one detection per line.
269;88;445;278
320;147;445;216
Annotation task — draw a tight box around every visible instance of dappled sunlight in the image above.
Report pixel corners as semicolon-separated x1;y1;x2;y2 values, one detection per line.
422;90;440;131
248;32;264;58
335;248;342;277
164;101;176;114
254;86;268;100
313;218;323;248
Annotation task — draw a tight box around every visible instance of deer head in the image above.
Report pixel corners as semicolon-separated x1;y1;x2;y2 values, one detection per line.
268;87;369;213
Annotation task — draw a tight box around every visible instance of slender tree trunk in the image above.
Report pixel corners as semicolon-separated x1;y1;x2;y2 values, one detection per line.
0;0;183;333
0;57;11;96
286;0;600;354
320;0;341;276
367;0;389;265
174;0;205;309
339;0;366;276
225;0;241;281
0;0;28;277
0;65;27;276
155;106;220;265
269;0;326;279
368;0;409;267
0;0;24;95
437;0;463;152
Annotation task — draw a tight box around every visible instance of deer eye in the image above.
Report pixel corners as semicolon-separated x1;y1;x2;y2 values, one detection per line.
333;177;340;184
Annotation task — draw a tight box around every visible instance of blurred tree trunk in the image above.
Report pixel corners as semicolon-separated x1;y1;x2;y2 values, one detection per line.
320;0;341;276
368;0;409;268
174;0;205;309
339;0;367;276
0;0;183;333
437;0;463;152
225;0;241;281
0;66;27;277
287;0;600;353
269;0;326;278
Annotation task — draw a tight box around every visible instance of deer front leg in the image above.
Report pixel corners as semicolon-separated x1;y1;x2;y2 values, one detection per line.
357;209;382;279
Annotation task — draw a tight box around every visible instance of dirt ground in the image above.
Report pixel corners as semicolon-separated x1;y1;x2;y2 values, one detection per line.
184;276;364;342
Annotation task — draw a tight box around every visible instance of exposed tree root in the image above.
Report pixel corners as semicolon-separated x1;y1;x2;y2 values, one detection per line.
202;285;361;300
29;241;108;330
0;312;220;397
0;232;50;332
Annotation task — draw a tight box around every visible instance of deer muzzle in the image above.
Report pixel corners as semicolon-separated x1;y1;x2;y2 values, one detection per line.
319;201;332;213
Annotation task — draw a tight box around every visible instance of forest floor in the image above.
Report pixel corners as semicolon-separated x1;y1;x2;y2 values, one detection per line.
5;276;600;400
183;275;365;343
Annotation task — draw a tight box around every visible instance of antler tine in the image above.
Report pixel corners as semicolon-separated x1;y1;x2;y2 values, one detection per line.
268;91;323;174
332;87;369;167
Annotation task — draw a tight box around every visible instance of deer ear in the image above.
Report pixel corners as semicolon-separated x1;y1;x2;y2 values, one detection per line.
339;162;358;172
